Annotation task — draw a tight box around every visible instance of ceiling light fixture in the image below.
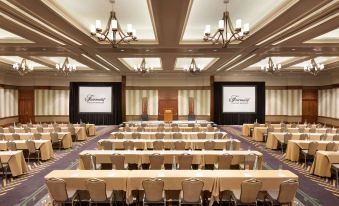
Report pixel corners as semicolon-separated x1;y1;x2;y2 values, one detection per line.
134;58;152;74
304;58;324;76
203;0;249;48
90;0;137;48
12;58;34;76
260;57;281;73
184;58;201;74
55;57;77;75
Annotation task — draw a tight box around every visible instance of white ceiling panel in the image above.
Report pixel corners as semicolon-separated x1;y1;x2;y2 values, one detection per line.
0;28;33;43
119;58;162;70
175;57;217;70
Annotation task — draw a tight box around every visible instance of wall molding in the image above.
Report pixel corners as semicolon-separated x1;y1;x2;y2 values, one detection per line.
126;86;210;90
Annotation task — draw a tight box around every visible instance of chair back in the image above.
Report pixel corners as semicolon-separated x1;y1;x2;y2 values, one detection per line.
115;133;124;139
110;153;125;169
214;132;224;139
157;127;165;132
207;126;215;132
299;133;307;140
298;128;305;133
124;127;131;132
309;128;316;133
283;133;292;144
218;154;233;169
136;127;144;132
336;129;339;134
181;178;204;203
68;127;76;135
174;141;186;150
319;134;327;141
188;123;195;127
155;133;165;139
178;153;193;170
50;132;60;143
277;179;299;204
12;133;20;140
197;132;206;139
204;140;215;150
54;127;62;133
332;135;339;141
123;140;135;150
172;127;180;132
7;141;17;151
192;127;200;132
24;127;31;133
326;142;337;151
46;178;69;202
33;133;42;140
141;123;147;127
42;123;48;127
26;140;36;153
142;178;164;202
240;179;262;204
325;128;331;133
8;127;15;133
244;153;257;170
307;142;319;155
132;132;141;139
37;126;44;133
153;141;164;150
101;141;113;150
267;127;274;133
0;134;5;140
171;123;178;127
0;127;4;133
253;123;260;128
291;123;297;128
173;132;182;139
149;153;164;170
86;178;107;202
81;154;97;170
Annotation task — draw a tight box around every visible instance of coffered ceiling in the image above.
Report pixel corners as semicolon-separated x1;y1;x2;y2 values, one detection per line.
0;0;338;77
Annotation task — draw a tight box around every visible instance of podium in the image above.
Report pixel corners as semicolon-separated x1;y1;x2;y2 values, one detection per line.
164;109;173;122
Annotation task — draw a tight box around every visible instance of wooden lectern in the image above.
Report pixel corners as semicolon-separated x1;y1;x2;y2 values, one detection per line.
164;109;173;122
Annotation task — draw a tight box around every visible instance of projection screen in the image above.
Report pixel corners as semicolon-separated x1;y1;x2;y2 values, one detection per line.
222;86;256;113
79;87;112;113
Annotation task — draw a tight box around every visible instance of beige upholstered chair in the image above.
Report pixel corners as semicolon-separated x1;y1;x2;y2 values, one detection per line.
241;153;257;170
157;127;165;132
326;142;337;151
124;127;131;132
319;134;327;141
230;178;262;206
80;154;98;170
0;134;5;140
325;128;332;133
33;133;42;140
46;177;80;206
173;133;182;140
207;126;215;132
54;127;62;133
332;135;339;141
0;154;13;181
132;132;141;139
171;123;178;127
110;153;125;170
68;127;78;142
26;140;40;163
265;179;299;206
8;127;15;133
149;153;164;170
6;141;17;151
123;140;135;150
299;133;308;140
280;133;292;153
155;133;165;139
298;128;305;133
136;127;144;132
142;178;166;206
263;127;274;142
0;127;4;133
197;132;206;139
291;123;297;128
50;132;62;150
42;123;48;127
192;127;200;132
12;133;20;140
336;129;339;134
204;140;215;150
309;128;316;133
179;178;204;206
141;123;147;128
24;127;31;133
115;133;124;139
178;153;193;170
301;141;319;167
153;141;164;150
37;126;44;133
172;127;180;132
214;132;224;139
100;141;113;150
188;123;195;127
174;141;186;150
218;154;233;169
86;178;113;206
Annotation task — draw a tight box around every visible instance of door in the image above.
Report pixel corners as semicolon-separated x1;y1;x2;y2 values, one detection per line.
302;89;318;123
19;88;34;123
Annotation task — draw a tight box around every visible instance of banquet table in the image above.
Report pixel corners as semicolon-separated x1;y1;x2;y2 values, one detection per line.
0;151;28;176
285;140;339;162
0;140;54;160
266;132;338;150
0;132;73;149
79;150;263;169
45;169;297;205
97;139;240;150
310;151;339;177
119;127;219;132
111;132;226;140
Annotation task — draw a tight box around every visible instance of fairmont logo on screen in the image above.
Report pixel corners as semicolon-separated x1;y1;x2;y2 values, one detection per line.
228;95;251;104
84;94;106;104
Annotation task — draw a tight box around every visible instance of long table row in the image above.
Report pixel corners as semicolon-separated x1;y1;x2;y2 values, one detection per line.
119;126;219;132
111;131;226;140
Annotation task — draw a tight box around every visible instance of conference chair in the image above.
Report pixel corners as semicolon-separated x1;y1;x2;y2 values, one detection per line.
299;133;308;140
0;134;5;140
33;133;42;140
263;127;274;142
37;126;44;133
336;129;339;134
179;178;204;206
86;178;113;206
142;178;166;206
12;133;20;140
124;127;131;132
291;123;297;128
320;134;327;141
192;127;200;132
280;133;292;153
0;155;14;183
110;153;125;170
309;128;316;133
298;128;305;133
250;123;260;137
332;135;339;141
155;133;165;139
132;132;141;139
157;127;165;132
174;141;186;150
197;132;206;139
241;153;258;170
326;142;338;151
171;123;178;127
178;153;193;170
42;123;48;127
172;126;180;132
188;123;195;127
24;127;31;133
326;128;332;134
68;127;78;142
115;133;124;139
8;127;15;133
207;126;215;132
123;140;135;150
50;132;63;150
230;178;263;206
80;154;98;170
0;127;4;133
264;179;299;206
153;140;164;150
173;132;182;140
136;127;144;132
204;140;215;150
6;141;17;151
300;141;319;168
26;140;40;163
218;154;233;169
149;153;164;170
214;132;224;139
100;140;113;150
46;178;80;206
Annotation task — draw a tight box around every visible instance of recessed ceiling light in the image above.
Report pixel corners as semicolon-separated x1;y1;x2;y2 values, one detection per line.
42;48;47;51
213;49;218;52
291;49;296;51
188;49;193;52
120;49;125;52
145;49;150;52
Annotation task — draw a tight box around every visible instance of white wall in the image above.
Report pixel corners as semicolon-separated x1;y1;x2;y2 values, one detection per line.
318;88;339;119
34;89;69;116
265;89;302;116
0;88;18;118
126;90;158;115
178;90;210;115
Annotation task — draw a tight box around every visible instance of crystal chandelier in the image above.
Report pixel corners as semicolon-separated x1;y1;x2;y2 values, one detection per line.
134;58;152;74
12;58;34;76
304;58;324;76
55;57;77;75
184;58;201;74
203;0;249;48
260;57;281;73
90;0;137;48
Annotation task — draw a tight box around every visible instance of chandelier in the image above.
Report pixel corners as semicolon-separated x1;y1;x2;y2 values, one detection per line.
304;58;324;76
55;57;77;75
184;58;201;74
203;0;249;48
260;57;281;73
90;0;137;48
134;58;152;74
12;58;34;76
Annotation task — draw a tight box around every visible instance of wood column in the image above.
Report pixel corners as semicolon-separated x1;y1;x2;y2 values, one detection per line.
18;87;34;123
302;88;318;123
122;76;126;122
210;76;214;121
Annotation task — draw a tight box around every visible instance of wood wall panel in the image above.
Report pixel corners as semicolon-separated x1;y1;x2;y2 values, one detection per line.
18;88;34;123
302;89;318;123
158;88;178;120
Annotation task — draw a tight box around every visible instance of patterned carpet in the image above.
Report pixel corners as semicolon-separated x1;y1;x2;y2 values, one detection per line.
221;125;339;206
0;125;117;206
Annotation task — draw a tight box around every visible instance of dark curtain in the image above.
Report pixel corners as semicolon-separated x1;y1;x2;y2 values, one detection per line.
213;82;265;125
69;82;122;125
